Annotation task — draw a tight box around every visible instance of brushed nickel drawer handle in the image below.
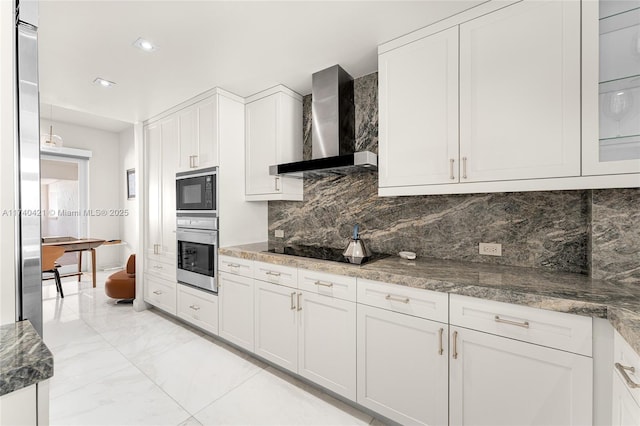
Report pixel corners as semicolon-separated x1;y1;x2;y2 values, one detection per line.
615;363;640;389
189;304;200;311
275;177;280;191
266;271;281;277
153;290;163;295
452;330;458;359
438;328;444;355
495;315;530;328
462;157;468;179
290;292;296;310
449;158;455;180
297;292;302;311
152;265;163;269
227;263;240;268
385;294;409;304
314;280;333;288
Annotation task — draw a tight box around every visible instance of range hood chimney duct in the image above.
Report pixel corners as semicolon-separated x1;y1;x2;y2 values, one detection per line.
270;65;377;177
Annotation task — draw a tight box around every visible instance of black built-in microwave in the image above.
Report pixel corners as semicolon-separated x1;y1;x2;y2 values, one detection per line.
176;167;217;215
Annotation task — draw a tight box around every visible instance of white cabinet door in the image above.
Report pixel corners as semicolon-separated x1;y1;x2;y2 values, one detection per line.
177;106;197;170
218;272;254;352
612;371;640;426
196;97;219;168
245;87;303;201
161;117;178;260
144;122;162;259
0;384;37;426
459;0;581;182
357;304;448;426
254;280;298;372
245;94;279;196
379;26;459;188
449;327;592;426
298;291;356;400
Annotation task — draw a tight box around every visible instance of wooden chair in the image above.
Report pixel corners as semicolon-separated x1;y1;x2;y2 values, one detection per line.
42;245;66;298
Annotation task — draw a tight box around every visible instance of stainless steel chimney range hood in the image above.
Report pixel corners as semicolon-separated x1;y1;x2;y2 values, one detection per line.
269;65;377;177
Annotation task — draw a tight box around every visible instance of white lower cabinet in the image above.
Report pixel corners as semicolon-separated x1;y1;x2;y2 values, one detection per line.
449;326;593;426
253;278;357;400
298;291;357;400
144;275;177;315
177;284;219;336
0;384;37;426
254;280;298;372
612;372;640;426
357;304;448;426
218;272;254;351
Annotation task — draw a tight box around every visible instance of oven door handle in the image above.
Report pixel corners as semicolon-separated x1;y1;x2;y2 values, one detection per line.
177;229;218;245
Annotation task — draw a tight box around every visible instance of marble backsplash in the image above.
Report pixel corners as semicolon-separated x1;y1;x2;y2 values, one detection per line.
269;72;640;281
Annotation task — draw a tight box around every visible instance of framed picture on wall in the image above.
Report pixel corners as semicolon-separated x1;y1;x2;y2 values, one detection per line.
127;168;136;199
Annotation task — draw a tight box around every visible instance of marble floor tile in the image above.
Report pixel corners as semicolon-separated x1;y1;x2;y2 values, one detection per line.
194;367;374;425
43;314;101;350
138;337;266;415
50;365;191;426
48;333;131;399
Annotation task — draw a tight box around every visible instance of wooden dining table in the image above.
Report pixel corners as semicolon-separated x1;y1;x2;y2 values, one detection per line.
42;237;106;288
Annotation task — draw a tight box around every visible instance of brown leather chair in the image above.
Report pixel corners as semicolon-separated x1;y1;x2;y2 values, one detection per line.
105;254;136;301
42;245;66;297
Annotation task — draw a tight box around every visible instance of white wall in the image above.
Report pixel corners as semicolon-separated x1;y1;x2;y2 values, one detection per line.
0;0;16;325
119;126;137;264
40;119;122;269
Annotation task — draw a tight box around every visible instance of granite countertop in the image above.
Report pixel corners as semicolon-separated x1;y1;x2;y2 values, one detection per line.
0;320;54;397
220;242;640;355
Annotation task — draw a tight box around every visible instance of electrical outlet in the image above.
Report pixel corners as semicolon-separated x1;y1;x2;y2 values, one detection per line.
479;242;502;256
274;229;284;238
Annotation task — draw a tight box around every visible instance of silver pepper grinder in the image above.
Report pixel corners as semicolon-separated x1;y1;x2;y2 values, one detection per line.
343;224;370;264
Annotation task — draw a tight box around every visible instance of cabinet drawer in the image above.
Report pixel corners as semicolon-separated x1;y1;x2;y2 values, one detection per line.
450;294;592;356
177;284;219;336
254;261;297;288
614;330;640;407
144;276;177;315
219;255;254;278
298;269;356;302
146;257;175;281
357;279;448;323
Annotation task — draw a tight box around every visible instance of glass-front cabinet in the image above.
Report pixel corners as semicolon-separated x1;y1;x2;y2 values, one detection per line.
583;0;640;176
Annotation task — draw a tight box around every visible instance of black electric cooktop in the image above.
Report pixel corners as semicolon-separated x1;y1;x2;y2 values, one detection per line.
265;244;389;265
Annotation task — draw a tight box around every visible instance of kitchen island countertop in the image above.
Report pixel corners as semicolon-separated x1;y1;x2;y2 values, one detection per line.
220;242;640;355
0;320;54;397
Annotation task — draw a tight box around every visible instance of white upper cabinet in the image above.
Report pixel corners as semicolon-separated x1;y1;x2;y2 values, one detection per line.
459;0;581;182
379;26;459;188
583;1;640;176
177;97;220;171
245;85;303;201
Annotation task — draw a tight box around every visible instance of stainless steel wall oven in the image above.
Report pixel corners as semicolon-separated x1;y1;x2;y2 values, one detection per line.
176;215;218;293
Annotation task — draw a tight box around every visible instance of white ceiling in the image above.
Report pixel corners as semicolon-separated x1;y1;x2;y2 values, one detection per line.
38;0;485;127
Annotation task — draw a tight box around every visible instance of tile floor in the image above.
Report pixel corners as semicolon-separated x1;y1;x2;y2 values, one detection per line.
43;272;382;426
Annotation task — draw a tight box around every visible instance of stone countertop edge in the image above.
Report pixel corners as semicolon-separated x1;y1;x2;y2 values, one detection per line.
219;243;640;355
0;320;54;397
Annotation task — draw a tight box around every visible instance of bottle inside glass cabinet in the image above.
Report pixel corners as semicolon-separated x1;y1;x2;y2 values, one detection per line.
598;2;640;163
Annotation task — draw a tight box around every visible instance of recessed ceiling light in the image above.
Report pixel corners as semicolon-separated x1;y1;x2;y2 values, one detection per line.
133;37;158;52
93;77;115;88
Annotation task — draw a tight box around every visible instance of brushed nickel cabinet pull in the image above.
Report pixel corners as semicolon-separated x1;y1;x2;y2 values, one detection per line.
449;159;455;180
152;265;163;269
452;330;458;359
314;280;333;288
385;294;410;304
290;292;296;310
266;271;281;277
227;263;240;269
615;363;640;389
153;290;163;295
275;177;280;192
462;157;468;179
297;292;302;311
495;315;530;328
189;304;200;311
438;328;444;355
